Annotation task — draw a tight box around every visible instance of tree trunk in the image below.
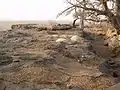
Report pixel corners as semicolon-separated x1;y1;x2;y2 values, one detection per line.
110;0;120;34
80;0;85;30
72;19;78;28
82;0;86;30
116;0;120;16
108;15;120;34
80;16;84;30
107;0;120;35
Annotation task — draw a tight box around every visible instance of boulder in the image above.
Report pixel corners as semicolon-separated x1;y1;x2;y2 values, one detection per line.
56;38;67;43
70;35;82;43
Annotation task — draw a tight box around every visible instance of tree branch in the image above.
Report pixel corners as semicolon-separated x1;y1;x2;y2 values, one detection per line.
101;0;109;11
85;18;107;22
66;0;107;15
56;6;74;18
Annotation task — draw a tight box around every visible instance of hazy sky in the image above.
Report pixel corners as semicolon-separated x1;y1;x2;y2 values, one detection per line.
0;0;73;20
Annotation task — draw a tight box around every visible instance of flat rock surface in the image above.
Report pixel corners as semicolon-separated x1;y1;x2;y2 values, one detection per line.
0;25;119;90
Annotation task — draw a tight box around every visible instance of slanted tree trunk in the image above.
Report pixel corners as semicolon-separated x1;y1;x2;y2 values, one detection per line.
108;0;120;34
72;19;78;28
114;0;120;34
108;15;120;34
116;0;120;16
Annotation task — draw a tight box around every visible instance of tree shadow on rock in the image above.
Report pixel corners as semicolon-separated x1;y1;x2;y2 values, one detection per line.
81;29;113;59
81;29;120;83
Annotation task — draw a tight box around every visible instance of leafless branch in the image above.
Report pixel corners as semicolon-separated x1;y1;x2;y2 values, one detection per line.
85;18;107;22
66;0;107;15
56;6;74;18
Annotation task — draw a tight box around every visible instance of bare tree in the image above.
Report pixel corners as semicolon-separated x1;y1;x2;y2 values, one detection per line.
57;0;120;34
